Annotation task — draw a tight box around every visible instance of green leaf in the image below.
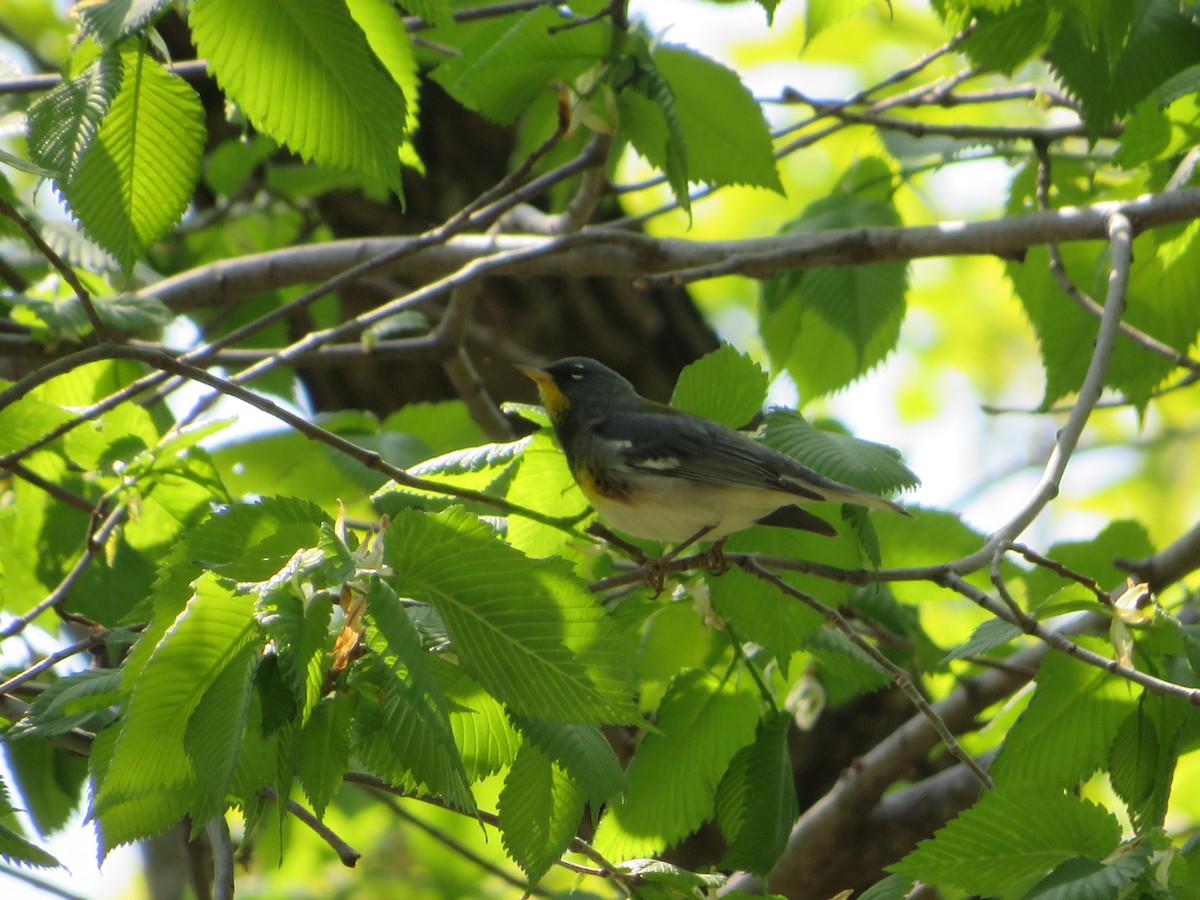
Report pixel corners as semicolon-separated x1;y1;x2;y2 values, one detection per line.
62;401;157;471
503;431;590;558
760;410;920;496
858;873;914;900
805;0;875;46
0;393;72;456
1109;692;1192;831
942;617;1023;663
620;42;782;198
439;664;522;783
618;43;691;215
213;416;395;509
75;0;173;45
0;777;62;868
14;669;123;738
497;741;586;885
383;508;636;724
90;720;189;857
182;496;329;582
372;435;532;515
431;6;611;124
357;579;475;810
184;640;258;825
1047;0;1200;141
346;0;423;172
808;627;890;703
297;694;354;819
510;714;625;808
1113;98;1173;168
401;0;452;27
614;858;726;893
762;158;906;397
1025;849;1149;899
26;49;123;180
191;0;408;193
715;712;798;875
255;591;332;725
381;401;486;460
2;740;88;837
963;1;1058;74
989;640;1138;788
670;345;768;428
890;787;1123;898
652;44;782;193
709;563;825;664
593;670;759;860
63;46;205;270
97;573;258;805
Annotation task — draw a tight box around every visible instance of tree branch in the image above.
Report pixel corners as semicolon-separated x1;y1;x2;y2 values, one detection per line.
720;521;1200;898
737;557;993;790
137;187;1200;315
952;212;1133;572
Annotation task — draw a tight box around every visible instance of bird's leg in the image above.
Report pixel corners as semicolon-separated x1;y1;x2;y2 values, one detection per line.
703;538;730;575
638;525;716;594
586;522;651;565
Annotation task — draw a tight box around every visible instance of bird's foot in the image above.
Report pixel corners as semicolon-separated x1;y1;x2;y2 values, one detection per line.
703;538;730;575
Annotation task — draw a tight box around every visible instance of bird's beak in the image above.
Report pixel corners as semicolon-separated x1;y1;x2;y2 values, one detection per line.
515;364;552;387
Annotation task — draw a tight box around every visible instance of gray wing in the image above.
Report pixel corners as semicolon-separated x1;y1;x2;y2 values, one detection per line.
596;412;846;502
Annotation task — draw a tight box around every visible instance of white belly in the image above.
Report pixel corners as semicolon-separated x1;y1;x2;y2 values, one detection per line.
590;477;796;543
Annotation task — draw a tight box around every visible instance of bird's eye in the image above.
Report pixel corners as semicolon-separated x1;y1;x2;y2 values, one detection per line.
570;365;584;380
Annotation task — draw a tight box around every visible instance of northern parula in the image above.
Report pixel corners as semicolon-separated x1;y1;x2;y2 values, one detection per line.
519;357;908;546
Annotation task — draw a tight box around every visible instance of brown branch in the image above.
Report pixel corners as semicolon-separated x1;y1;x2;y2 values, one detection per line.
1116;520;1200;592
728;516;1200;899
0;60;210;96
128;187;1200;317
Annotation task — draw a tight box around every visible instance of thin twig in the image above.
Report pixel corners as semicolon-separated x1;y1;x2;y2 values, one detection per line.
343;770;633;893
44;342;583;532
1033;142;1200;376
4;461;97;513
0;632;110;696
0;505;124;639
736;557;994;790
0;694;95;756
952;211;1134;572
0;197;110;341
260;789;360;867
0;862;87;900
934;568;1200;705
373;792;552;897
403;0;562;32
1008;541;1112;606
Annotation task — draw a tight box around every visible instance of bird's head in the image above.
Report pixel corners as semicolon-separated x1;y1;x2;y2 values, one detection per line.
517;357;640;425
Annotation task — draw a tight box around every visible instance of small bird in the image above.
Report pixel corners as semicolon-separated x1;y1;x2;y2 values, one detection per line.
518;357;908;550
